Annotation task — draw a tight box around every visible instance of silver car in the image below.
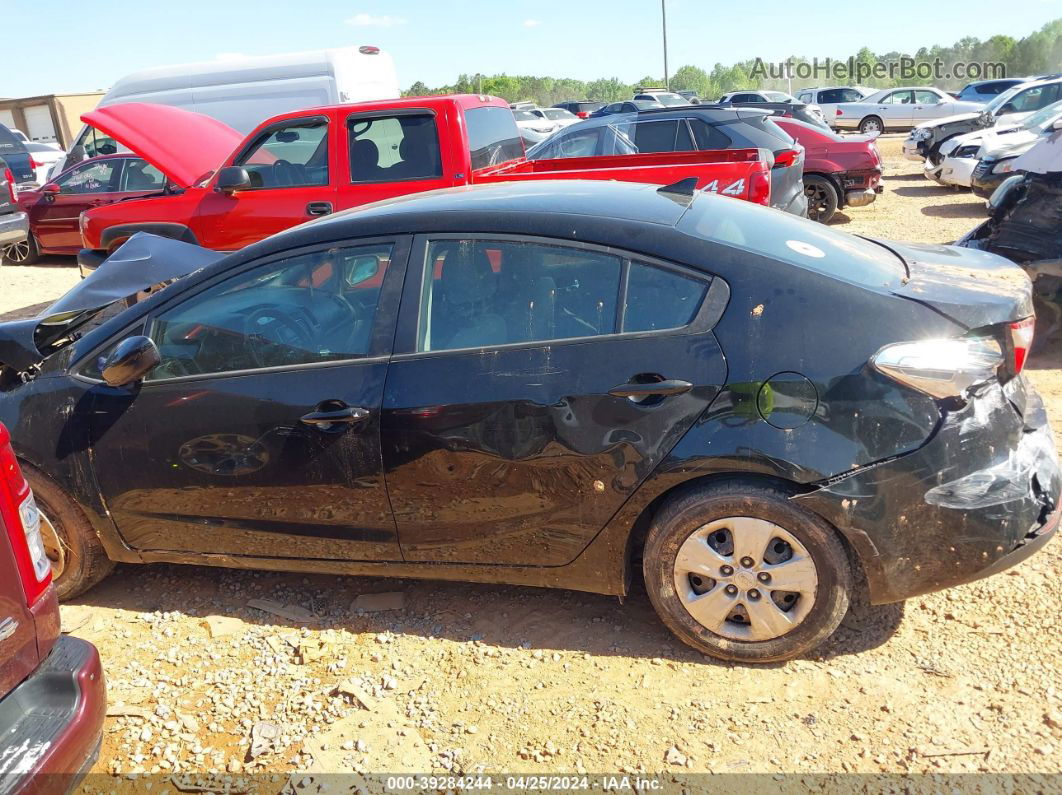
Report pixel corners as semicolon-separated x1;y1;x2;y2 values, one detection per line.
833;86;983;134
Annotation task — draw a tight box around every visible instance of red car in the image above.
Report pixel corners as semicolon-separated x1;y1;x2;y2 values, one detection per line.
0;422;105;792
77;94;773;273
771;117;883;223
6;154;168;266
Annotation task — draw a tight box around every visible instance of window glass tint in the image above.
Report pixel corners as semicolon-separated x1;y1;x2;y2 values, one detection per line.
237;120;328;188
733;94;762;103
623;262;707;333
552;129;600;157
148;244;393;379
419;240;620;352
348;113;441;182
119;158;166;191
465;106;524;169
628;119;694;153
689;118;733;149
57;159;121;193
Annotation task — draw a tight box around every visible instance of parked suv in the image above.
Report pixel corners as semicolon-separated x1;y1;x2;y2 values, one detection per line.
0;157;29;265
0;422;106;791
0;125;35;186
955;79;1029;104
527;105;809;216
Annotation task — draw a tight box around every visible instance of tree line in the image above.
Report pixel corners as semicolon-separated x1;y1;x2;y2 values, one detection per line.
403;18;1062;105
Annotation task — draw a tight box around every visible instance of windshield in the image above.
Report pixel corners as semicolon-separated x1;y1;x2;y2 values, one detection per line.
543;108;575;120
512;110;538;121
1021;99;1062;131
765;91;796;102
984;84;1029;114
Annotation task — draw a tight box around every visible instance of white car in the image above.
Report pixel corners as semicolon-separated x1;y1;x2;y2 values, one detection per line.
512;108;558;141
528;107;581;129
833;86;983;134
796;86;872;126
927;99;1062;187
719;90;799;104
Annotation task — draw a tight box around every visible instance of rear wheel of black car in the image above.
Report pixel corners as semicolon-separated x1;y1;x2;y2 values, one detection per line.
804;175;839;223
858;116;883;135
643;481;851;663
21;463;115;600
3;235;39;266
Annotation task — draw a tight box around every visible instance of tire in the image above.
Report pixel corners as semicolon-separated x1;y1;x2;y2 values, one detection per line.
21;462;115;600
643;481;851;663
804;175;840;223
858;116;884;135
3;235;40;266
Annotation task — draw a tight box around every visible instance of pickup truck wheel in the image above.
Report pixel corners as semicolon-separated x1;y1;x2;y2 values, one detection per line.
859;116;884;135
21;462;115;600
3;236;39;266
643;481;851;663
804;176;839;223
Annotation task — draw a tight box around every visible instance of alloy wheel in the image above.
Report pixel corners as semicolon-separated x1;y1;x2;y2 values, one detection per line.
4;240;30;264
673;517;818;641
805;184;830;221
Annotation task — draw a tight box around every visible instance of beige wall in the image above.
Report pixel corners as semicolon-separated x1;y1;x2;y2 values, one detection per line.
0;93;104;147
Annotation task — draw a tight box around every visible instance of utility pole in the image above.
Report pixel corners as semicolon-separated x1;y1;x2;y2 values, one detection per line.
661;0;670;90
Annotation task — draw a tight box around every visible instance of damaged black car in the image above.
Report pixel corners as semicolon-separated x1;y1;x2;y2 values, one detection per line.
0;180;1057;663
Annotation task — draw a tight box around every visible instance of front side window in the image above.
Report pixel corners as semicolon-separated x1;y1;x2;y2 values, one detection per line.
119;158;166;192
236;119;329;189
551;129;602;158
147;244;393;379
418;240;621;352
465;106;524;170
57;159;121;194
348;113;441;182
882;91;913;105
915;90;941;105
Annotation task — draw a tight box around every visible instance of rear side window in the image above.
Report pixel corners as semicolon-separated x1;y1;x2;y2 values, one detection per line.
623;120;695;153
623;263;707;333
237;119;329;188
349;113;441;182
689;119;733;150
820;88;864;104
732;94;763;103
465;106;524;170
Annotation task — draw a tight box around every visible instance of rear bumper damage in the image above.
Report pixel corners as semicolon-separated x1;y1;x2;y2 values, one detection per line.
795;380;1060;604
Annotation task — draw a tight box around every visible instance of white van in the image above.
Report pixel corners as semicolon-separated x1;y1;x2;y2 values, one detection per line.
52;45;399;177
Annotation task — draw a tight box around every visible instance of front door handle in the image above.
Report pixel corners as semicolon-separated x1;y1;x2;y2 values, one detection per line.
608;379;693;399
306;201;333;217
300;406;369;429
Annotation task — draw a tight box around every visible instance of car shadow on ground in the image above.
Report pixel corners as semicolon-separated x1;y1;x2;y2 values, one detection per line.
0;299;54;322
920;202;987;220
71;561;906;667
891;184;954;199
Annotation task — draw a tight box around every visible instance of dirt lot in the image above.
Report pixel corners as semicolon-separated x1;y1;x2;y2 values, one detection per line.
1;137;1060;789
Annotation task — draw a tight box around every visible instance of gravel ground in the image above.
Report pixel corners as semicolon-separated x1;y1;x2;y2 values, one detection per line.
1;138;1060;789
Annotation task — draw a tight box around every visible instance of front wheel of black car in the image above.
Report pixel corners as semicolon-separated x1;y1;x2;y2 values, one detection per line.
804;176;839;223
3;236;39;266
643;481;851;663
21;463;115;600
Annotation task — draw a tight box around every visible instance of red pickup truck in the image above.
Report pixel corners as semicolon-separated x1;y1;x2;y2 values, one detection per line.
77;94;772;273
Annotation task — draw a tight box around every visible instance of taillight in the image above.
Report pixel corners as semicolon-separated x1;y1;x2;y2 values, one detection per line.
773;148;801;169
836;108;843;116
4;168;15;203
29;157;41;170
1009;317;1035;373
0;425;52;606
748;168;771;206
870;337;1004;399
577;112;591;119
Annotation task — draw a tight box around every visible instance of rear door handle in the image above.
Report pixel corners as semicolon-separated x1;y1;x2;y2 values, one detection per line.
300;406;369;429
306;201;333;217
608;379;693;399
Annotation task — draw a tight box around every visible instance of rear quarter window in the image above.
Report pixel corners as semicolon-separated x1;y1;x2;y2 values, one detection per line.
680;196;906;290
465;106;525;170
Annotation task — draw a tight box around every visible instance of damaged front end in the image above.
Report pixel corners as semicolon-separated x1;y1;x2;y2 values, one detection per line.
0;234;222;385
798;377;1059;604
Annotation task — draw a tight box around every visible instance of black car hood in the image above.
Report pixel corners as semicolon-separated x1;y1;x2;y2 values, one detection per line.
0;233;223;371
886;240;1033;329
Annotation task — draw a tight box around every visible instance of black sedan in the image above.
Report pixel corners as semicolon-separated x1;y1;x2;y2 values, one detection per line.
0;181;1057;663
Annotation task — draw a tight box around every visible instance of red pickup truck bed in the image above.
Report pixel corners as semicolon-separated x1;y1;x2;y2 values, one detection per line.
77;94;771;272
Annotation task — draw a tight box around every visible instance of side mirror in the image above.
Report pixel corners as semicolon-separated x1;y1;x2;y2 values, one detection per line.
1053;118;1062;131
102;336;160;387
42;183;60;198
216;166;251;195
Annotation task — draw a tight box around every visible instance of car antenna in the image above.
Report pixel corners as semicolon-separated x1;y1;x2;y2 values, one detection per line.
656;176;700;206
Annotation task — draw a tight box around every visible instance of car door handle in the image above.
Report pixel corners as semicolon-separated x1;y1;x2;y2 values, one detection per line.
306;201;333;217
608;379;693;399
300;406;369;428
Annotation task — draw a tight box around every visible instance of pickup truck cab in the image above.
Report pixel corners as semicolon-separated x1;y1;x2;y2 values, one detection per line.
78;95;772;273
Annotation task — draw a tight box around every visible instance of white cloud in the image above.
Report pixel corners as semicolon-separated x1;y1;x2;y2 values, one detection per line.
346;13;407;27
522;18;542;27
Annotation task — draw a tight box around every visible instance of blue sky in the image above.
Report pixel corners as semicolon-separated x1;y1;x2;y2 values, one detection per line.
4;0;1060;96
